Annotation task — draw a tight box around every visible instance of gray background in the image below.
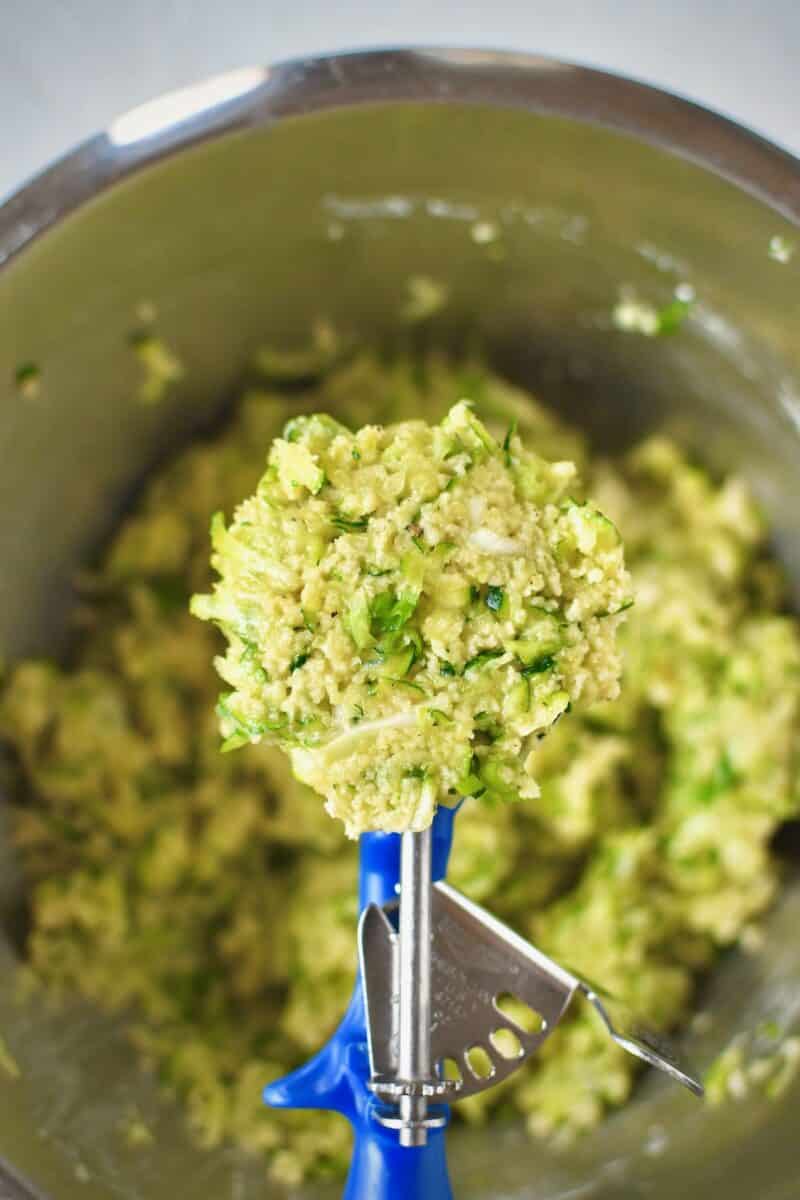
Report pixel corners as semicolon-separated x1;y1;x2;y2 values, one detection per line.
1;0;798;200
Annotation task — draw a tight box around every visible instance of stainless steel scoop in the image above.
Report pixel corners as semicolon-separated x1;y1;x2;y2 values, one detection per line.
360;828;703;1146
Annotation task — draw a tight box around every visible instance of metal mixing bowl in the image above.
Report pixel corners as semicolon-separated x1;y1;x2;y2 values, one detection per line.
1;48;799;1200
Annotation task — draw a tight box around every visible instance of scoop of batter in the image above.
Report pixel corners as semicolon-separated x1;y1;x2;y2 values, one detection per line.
192;401;630;836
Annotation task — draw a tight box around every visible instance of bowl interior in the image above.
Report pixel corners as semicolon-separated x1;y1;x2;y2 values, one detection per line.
1;96;800;1200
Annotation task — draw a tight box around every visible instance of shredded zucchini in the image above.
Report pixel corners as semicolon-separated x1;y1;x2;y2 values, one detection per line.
1;351;798;1182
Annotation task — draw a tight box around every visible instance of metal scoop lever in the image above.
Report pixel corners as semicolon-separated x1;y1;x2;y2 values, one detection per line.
363;828;459;1146
360;877;704;1105
268;809;701;1200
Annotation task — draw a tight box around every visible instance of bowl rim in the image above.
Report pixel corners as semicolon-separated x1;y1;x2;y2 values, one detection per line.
1;45;799;271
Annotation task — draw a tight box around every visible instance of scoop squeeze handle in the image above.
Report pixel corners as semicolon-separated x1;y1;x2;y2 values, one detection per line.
347;811;456;1199
343;1111;452;1200
264;808;458;1200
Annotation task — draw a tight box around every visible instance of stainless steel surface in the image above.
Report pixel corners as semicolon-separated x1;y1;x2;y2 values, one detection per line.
430;881;575;1100
359;899;461;1103
576;982;704;1098
364;829;455;1144
397;829;433;1146
3;2;799;203
3;47;800;279
1;45;800;1200
359;903;399;1086
362;880;702;1105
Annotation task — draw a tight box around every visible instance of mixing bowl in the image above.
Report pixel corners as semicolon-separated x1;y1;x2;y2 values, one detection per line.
1;47;799;1200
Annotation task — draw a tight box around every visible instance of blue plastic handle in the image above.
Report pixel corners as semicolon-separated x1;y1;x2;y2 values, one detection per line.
264;807;458;1200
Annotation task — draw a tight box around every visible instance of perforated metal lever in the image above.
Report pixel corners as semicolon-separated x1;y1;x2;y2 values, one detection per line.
359;878;704;1106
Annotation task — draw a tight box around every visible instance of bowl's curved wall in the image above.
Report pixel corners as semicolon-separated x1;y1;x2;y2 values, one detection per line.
1;50;799;1200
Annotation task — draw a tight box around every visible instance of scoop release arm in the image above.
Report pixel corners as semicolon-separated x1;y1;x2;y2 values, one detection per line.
265;802;702;1200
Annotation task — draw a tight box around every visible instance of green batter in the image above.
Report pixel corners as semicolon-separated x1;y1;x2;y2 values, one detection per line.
192;402;629;835
1;352;799;1184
